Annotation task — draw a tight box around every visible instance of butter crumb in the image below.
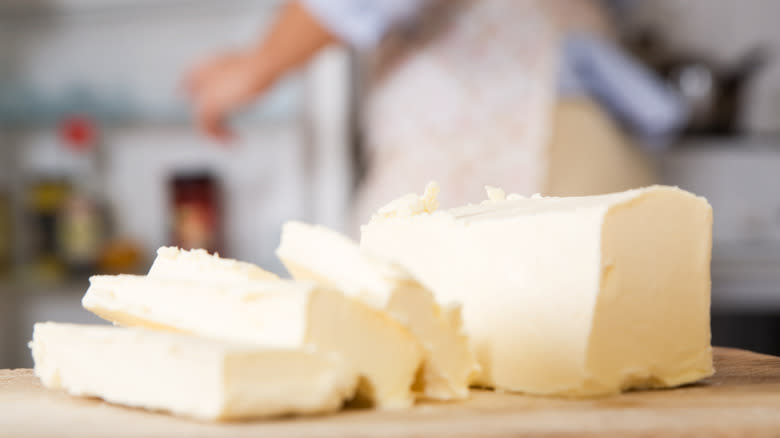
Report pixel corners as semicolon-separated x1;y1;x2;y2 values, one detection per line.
485;186;506;201
422;182;440;212
375;181;441;219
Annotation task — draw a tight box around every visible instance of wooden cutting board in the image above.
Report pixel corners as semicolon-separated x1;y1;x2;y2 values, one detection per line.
2;347;780;438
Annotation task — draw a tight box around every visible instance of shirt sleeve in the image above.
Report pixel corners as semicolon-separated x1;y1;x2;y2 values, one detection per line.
300;0;427;50
559;34;688;148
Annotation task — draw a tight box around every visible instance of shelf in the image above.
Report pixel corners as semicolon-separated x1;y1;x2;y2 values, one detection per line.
673;136;780;151
0;279;90;298
0;76;304;127
0;0;280;21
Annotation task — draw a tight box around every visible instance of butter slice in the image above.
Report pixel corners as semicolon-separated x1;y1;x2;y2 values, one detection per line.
277;221;478;400
361;183;714;397
30;322;357;420
148;247;278;283
82;276;422;409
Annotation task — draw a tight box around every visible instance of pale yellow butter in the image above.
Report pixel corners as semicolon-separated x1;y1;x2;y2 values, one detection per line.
30;322;357;420
82;276;422;408
361;183;714;396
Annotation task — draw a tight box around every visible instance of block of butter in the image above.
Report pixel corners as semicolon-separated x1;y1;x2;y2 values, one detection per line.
82;275;422;409
277;221;478;401
361;183;714;397
148;247;278;283
30;322;357;420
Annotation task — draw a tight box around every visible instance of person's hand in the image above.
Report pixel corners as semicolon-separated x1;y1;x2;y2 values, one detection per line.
185;50;274;143
184;2;338;142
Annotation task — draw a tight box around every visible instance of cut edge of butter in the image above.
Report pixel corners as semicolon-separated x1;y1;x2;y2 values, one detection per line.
277;220;479;401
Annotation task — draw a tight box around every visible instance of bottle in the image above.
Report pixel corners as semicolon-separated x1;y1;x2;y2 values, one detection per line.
169;171;223;254
56;115;107;277
25;177;70;284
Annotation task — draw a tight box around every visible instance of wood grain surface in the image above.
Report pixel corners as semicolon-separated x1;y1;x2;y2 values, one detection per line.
1;347;780;438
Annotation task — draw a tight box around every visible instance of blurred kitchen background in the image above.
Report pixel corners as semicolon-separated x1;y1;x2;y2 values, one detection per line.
1;0;780;368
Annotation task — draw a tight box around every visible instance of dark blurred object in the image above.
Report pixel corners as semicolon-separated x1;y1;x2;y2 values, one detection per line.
25;178;71;283
712;312;780;356
628;31;768;136
97;238;145;275
169;171;223;254
0;190;11;277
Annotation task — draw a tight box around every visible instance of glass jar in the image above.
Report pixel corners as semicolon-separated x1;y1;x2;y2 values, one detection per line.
169;171;223;254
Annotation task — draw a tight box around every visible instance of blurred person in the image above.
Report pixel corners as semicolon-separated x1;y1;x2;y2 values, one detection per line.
186;0;684;230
